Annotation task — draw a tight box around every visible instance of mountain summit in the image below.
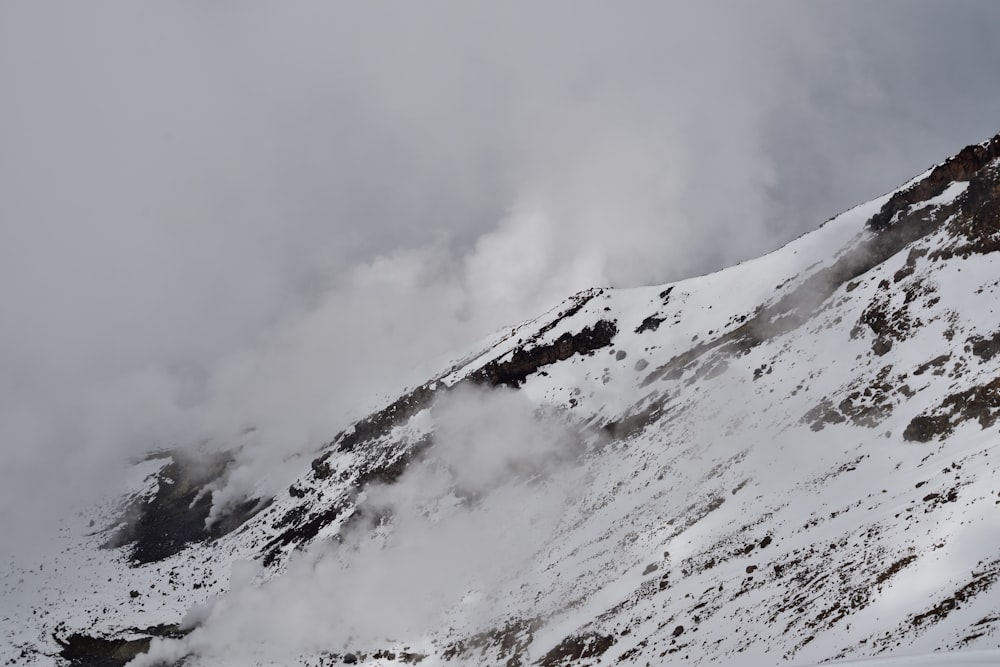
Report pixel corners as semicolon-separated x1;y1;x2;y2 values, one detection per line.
7;135;1000;667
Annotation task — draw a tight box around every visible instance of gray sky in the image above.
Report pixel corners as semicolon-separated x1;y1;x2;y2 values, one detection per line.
2;1;1000;556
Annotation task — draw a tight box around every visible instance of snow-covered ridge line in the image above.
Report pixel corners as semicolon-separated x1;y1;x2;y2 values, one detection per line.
8;134;1000;667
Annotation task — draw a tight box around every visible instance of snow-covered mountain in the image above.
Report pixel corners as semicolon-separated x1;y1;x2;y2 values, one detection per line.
6;135;1000;667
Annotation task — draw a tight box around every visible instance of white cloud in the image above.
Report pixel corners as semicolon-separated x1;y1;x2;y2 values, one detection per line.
132;385;587;665
3;0;1000;592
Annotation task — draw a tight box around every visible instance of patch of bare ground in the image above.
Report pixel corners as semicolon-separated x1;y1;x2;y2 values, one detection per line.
903;376;1000;442
441;618;543;667
537;633;615;666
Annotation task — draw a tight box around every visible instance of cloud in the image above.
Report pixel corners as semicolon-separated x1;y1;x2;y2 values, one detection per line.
130;385;589;665
2;0;1000;576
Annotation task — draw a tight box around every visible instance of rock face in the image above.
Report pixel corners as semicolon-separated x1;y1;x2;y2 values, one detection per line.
101;452;268;566
470;318;618;388
8;135;1000;666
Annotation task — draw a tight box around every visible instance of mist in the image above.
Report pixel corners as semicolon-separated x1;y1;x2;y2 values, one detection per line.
131;385;590;665
3;0;1000;570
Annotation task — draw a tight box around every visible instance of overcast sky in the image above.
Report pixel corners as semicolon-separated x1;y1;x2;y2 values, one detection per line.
2;1;1000;556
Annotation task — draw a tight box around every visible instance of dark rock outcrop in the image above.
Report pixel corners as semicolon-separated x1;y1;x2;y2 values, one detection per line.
471;320;618;388
102;452;267;566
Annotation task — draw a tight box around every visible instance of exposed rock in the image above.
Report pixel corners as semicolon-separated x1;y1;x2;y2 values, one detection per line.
537;632;615;666
54;625;187;667
969;331;1000;362
914;354;951;375
869;136;1000;232
904;376;1000;442
102;452;267;566
635;314;666;334
442;618;542;667
55;634;151;667
471;320;618;388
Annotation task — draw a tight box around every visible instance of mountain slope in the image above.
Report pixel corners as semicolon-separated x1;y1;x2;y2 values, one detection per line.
6;135;1000;666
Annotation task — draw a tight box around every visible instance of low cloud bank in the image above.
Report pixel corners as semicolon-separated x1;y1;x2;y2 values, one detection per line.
4;0;1000;575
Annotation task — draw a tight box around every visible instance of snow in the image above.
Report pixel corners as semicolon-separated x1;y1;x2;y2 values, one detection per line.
6;161;1000;666
908;181;970;213
823;650;1000;666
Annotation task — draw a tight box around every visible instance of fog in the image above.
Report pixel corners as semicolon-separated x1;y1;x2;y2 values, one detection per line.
2;0;1000;571
132;385;590;665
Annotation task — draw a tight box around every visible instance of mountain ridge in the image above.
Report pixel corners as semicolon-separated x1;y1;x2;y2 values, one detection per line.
6;134;1000;667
